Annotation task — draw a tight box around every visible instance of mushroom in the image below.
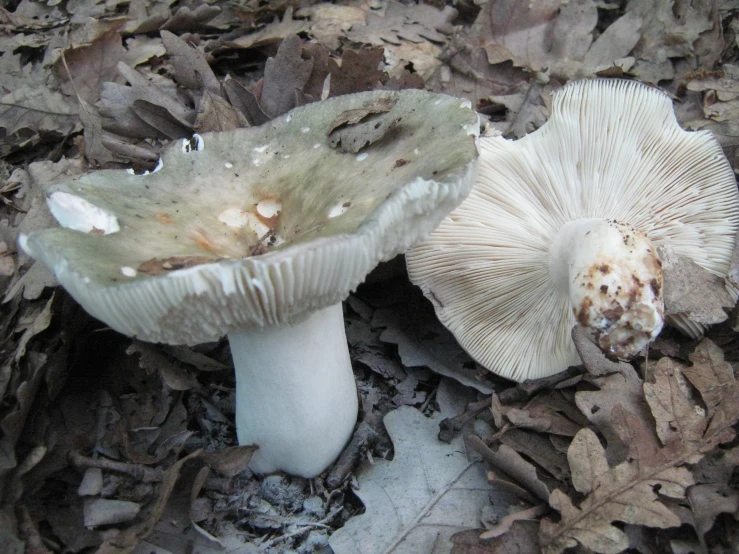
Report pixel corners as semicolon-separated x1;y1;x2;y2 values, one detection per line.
20;90;480;476
406;79;739;382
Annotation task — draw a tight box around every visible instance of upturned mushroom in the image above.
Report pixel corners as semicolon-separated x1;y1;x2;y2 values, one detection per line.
407;79;739;381
20;90;480;476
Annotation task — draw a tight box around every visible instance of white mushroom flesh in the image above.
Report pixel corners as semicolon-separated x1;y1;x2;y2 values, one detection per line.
549;218;663;358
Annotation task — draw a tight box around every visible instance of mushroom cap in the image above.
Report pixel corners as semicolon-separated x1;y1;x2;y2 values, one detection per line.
22;90;479;344
406;79;739;381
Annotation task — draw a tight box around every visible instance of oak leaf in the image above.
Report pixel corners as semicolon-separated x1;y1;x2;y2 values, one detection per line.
540;427;692;554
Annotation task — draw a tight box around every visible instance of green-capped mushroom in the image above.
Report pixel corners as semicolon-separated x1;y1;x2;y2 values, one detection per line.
21;89;480;477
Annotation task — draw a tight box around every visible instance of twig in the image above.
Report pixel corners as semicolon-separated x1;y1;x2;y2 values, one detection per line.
438;397;491;443
497;366;585;405
69;451;164;483
257;505;343;550
326;422;378;489
17;505;53;554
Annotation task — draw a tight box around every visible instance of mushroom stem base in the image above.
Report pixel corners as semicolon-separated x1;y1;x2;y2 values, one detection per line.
229;303;358;477
549;218;664;358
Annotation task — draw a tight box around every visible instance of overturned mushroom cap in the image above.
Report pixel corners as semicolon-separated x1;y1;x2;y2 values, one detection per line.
21;90;479;344
407;79;739;382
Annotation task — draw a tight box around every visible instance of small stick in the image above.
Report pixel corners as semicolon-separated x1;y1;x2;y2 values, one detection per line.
438;397;491;443
69;451;163;483
326;422;378;489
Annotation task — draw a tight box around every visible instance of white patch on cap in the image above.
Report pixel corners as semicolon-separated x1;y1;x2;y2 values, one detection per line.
245;212;270;237
413;148;419;155
328;202;351;218
121;266;137;277
256;199;282;219
225;162;233;169
434;99;442;105
301;127;310;133
218;207;249;228
313;143;321;149
459;100;472;109
126;168;135;175
286;114;294;122
356;153;368;161
182;134;204;153
152;158;164;173
17;234;29;254
253;145;269;153
48;192;120;235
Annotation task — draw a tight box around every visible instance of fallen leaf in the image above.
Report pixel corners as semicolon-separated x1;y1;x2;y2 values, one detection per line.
347;1;456;47
327;48;386;98
467;435;551;503
296;4;365;51
160;31;220;95
469;0;641;79
260;34;314;118
55;26;126;104
0;87;79;136
329;404;490;554
539;427;692;554
658;244;733;326
644;357;707;451
225;7;308;50
373;297;495;394
200;445;257;478
161;5;221;33
684;339;739;438
193;89;244;133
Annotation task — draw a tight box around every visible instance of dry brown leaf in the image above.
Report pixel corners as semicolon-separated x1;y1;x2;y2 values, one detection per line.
77;100;126;166
451;521;541;554
222;78;269;126
99;62;194;140
684;339;739;439
225;7;308;50
200;445;257;478
126;341;201;392
194;89;245;133
260;34;314;118
467;435;551;503
644;358;707;451
55;26;126;104
469;0;641;79
540;426;692;554
499;429;569;482
131;99;193;140
348;1;456;46
296;4;365;51
0;87;79;136
161;5;222;33
328;48;387;98
687;483;739;541
658;245;733;325
160;31;220;95
627;0;718;83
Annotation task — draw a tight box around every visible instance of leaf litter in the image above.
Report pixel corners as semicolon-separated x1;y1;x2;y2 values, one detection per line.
1;1;739;553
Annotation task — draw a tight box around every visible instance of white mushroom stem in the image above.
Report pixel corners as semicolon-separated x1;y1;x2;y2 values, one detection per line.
549;218;664;358
228;303;358;477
